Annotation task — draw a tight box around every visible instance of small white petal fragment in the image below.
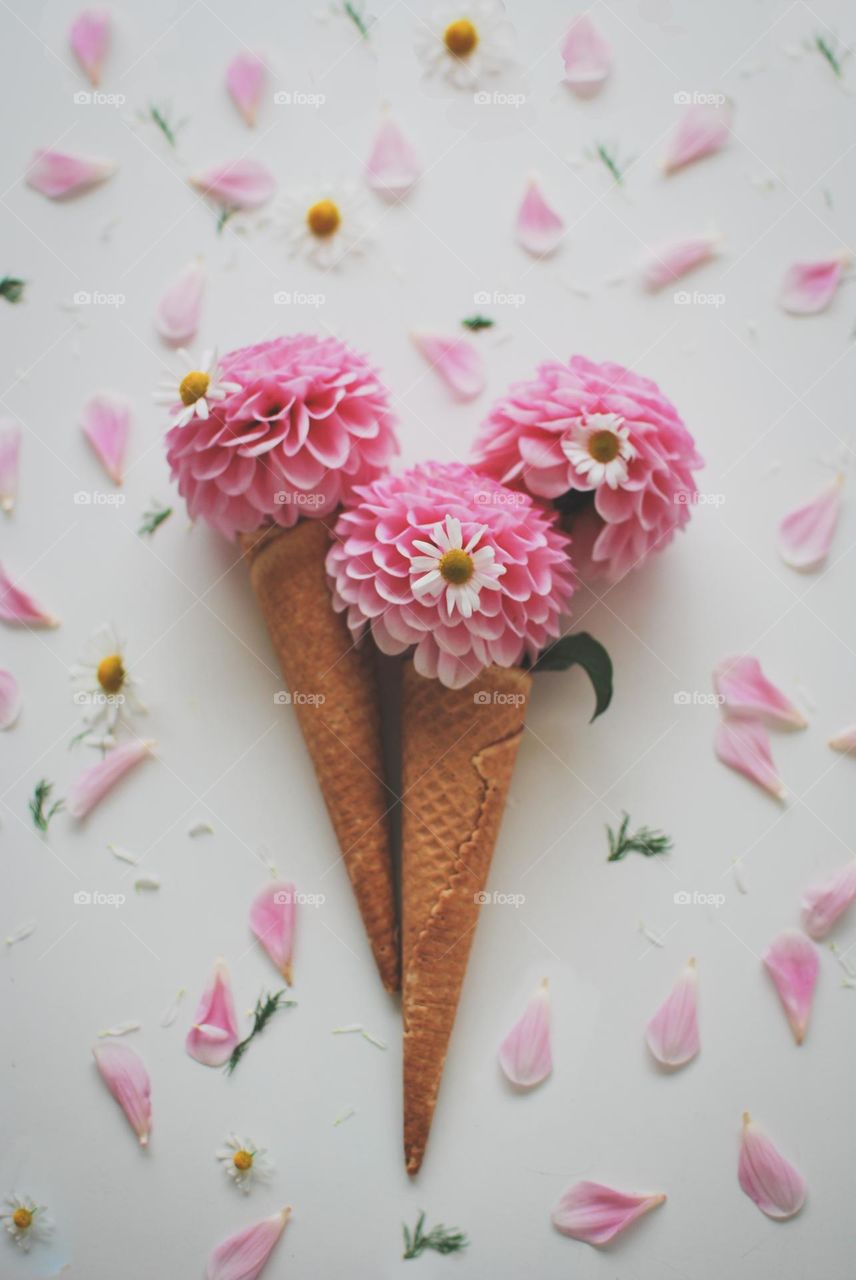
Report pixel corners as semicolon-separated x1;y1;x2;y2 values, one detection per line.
134;875;160;892
188;820;214;837
778;475;843;571
516;179;565;257
97;1021;141;1038
713;655;806;728
829;725;856;754
738;1113;806;1220
5;920;36;947
160;987;186;1027
762;929;818;1045
365;116;421;198
0;669;22;730
107;843;141;865
561;14;611;96
206;1206;291;1280
155;260;206;346
551;1181;666;1245
801;860;856;940
645;958;699;1068
498;977;553;1086
714;718;786;800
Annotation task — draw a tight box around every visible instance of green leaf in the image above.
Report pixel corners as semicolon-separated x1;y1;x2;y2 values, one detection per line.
606;812;672;862
0;276;26;304
461;314;494;331
403;1211;468;1260
531;632;613;721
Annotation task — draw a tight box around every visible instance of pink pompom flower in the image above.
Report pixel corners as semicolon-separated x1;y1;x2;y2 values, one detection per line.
471;355;703;582
164;335;399;539
326;461;575;689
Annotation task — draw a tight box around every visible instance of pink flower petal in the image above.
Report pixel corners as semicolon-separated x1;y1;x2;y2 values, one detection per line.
763;929;818;1045
499;978;553;1086
411;332;485;401
0;563;58;628
516;179;565;257
81;392;131;484
642;232;721;290
778;474;843;571
551;1181;666;1246
714;718;785;800
186;958;239;1067
0;420;21;512
365;116;421;198
226;51;266;127
0;669;22;730
738;1113;806;1220
155;260;206;346
207;1207;291;1280
645;957;699;1068
663;102;731;174
249;882;296;983
801;860;856;940
69;7;111;85
26;149;115;199
561;14;611;96
93;1040;152;1146
829;725;856;754
190;160;276;211
779;257;847;315
713;655;806;729
67;739;155;819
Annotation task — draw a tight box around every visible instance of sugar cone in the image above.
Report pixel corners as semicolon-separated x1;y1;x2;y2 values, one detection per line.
400;661;531;1174
241;519;399;993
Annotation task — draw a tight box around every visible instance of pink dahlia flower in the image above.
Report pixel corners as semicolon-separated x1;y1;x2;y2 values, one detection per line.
165;335;398;539
327;462;575;689
471;356;703;581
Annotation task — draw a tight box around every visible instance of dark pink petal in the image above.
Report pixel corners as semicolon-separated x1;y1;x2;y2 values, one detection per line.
190;160;276;210
206;1208;290;1280
67;739;155;818
561;14;611;96
0;563;58;627
645;958;699;1067
93;1040;152;1145
69;7;110;85
738;1114;806;1219
226;51;266;127
516;179;564;257
26;149;115;199
779;258;846;315
714;718;785;800
713;655;806;728
155;260;205;345
365;116;421;198
249;882;295;983
552;1181;666;1245
663;102;731;174
81;392;131;484
801;860;856;940
778;475;842;571
186;959;239;1067
498;978;552;1086
763;930;818;1044
411;332;485;401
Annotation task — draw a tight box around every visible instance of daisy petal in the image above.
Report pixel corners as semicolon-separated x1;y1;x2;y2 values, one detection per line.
186;959;239;1067
642;232;721;290
561;14;611;96
499;978;552;1086
762;929;818;1044
69;7;111;85
778;475;843;571
411;332;485;401
663;102;731;174
191;160;276;211
365;116;421;198
713;655;806;728
738;1113;806;1220
226;51;266;127
155;259;206;346
26;149;115;199
801;860;856;940
0;420;21;512
0;563;58;627
714;718;785;800
0;669;22;730
516;178;565;256
645;958;699;1067
67;739;155;819
81;392;131;484
249;882;296;983
206;1207;291;1280
551;1182;666;1246
779;258;847;315
93;1040;152;1146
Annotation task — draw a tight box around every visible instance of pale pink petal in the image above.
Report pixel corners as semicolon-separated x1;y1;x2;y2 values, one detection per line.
828;725;856;754
81;392;131;484
207;1207;291;1280
713;655;806;729
642;232;721;290
738;1113;806;1220
67;739;155;819
190;160;276;210
763;929;818;1044
69;7;111;85
551;1182;666;1245
516;179;565;257
0;669;22;730
249;882;296;983
663;103;731;174
92;1040;152;1146
0;563;58;628
779;258;847;315
714;718;785;800
226;51;266;127
155;260;206;346
499;978;552;1086
0;420;21;512
801;860;856;939
411;332;485;401
186;958;239;1067
365;116;421;198
561;14;611;96
778;475;843;571
26;149;115;199
645;958;699;1068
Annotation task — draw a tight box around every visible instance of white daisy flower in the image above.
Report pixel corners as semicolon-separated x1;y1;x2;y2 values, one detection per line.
216;1135;274;1194
70;623;146;749
561;412;636;489
415;0;514;90
154;348;241;428
410;514;505;619
278;183;371;269
1;1194;52;1252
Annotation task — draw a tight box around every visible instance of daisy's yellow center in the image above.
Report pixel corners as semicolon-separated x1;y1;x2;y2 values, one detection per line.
97;654;126;695
306;199;341;238
232;1150;254;1172
12;1208;32;1230
444;18;478;57
438;548;474;585
179;370;210;407
588;430;621;464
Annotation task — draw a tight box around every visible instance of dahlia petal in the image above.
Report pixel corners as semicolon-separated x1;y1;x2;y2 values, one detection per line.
645;958;699;1067
516;178;565;256
642;233;721;290
714;718;785;800
0;420;21;512
0;563;58;627
738;1113;806;1220
190;160;276;210
778;475;842;571
663;102;731;174
561;14;611;95
411;332;485;401
69;7;110;85
779;258;846;316
81;391;131;484
365;116;421;197
155;259;205;345
226;51;266;127
186;959;239;1067
828;725;856;754
206;1207;291;1280
0;669;22;730
498;978;553;1086
551;1182;666;1245
249;882;296;983
92;1041;152;1146
67;739;155;819
26;149;115;198
713;655;806;729
763;929;818;1044
801;860;856;940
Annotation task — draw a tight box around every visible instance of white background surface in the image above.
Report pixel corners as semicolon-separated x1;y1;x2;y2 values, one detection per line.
2;0;856;1277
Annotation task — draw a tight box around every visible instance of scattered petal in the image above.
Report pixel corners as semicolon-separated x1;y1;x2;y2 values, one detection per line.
714;718;785;800
738;1113;806;1219
92;1040;152;1146
206;1207;290;1280
778;475;843;571
515;179;565;257
249;882;295;983
107;842;141;864
713;655;806;728
81;392;131;485
0;670;22;729
801;860;856;940
188;819;214;836
190;160;276;211
0;564;58;628
561;14;611;95
160;986;186;1027
97;1021;141;1038
134;875;160;891
551;1181;666;1245
226;51;266;126
779;258;847;315
829;725;856;754
67;739;155;819
763;929;818;1044
498;978;553;1086
365;116;421;198
0;420;21;512
186;959;239;1067
5;920;36;947
663;102;732;174
411;332;485;401
642;232;721;289
645;958;699;1067
155;260;206;346
69;8;110;85
26;149;115;199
